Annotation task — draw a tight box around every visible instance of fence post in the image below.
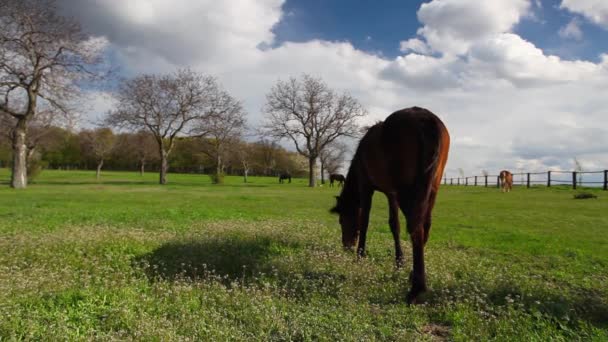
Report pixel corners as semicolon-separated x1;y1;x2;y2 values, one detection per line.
572;172;577;190
474;176;478;186
547;171;551;188
457;178;460;185
450;178;453;185
485;175;488;187
526;173;530;188
604;170;607;191
465;177;468;186
497;176;500;188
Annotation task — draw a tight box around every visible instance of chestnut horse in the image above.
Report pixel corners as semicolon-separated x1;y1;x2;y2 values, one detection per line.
330;107;450;304
499;170;513;192
329;174;345;187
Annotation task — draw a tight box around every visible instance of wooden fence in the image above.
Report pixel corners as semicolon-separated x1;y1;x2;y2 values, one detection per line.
443;170;608;190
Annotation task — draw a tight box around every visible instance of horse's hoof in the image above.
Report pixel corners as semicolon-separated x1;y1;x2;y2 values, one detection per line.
406;289;427;305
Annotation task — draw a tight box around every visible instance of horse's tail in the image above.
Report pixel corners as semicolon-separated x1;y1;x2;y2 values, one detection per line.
415;115;445;211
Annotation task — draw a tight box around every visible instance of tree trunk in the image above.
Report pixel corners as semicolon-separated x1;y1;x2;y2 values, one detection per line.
308;156;317;187
10;119;28;189
159;149;168;185
139;158;145;176
243;168;248;183
215;154;222;184
320;160;325;185
96;159;103;180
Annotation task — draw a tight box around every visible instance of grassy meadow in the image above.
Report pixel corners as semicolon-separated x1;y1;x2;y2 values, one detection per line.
0;169;606;340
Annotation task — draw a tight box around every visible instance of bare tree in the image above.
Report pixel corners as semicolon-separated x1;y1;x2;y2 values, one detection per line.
132;131;158;176
255;139;278;176
106;69;215;184
79;128;115;180
231;141;253;183
0;0;106;188
192;88;246;184
319;140;348;184
262;75;366;187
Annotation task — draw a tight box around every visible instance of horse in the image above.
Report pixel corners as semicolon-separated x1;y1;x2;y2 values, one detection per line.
330;107;450;304
329;174;345;187
278;173;291;184
499;170;513;192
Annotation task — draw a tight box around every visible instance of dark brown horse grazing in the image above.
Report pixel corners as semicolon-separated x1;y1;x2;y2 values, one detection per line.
278;173;292;184
330;107;450;304
329;174;345;187
499;170;513;192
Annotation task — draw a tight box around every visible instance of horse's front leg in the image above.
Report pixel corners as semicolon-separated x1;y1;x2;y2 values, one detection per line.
387;193;404;267
356;191;373;259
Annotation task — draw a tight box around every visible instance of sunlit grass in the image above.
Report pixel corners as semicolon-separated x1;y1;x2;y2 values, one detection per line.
0;169;606;340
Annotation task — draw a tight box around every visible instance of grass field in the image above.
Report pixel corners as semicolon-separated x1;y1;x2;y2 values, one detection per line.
0;169;606;340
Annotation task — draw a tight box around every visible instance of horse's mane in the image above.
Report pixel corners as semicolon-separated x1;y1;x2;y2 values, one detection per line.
330;121;383;214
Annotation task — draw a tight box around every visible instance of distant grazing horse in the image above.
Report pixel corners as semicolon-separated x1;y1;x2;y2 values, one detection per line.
329;174;345;187
330;107;450;304
278;173;291;184
499;170;513;192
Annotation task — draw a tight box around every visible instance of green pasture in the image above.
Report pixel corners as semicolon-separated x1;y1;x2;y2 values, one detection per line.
0;169;606;340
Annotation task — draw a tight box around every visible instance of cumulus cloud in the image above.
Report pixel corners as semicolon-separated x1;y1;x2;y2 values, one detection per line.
399;38;432;54
558;19;584;40
56;0;608;176
560;0;608;29
415;0;530;55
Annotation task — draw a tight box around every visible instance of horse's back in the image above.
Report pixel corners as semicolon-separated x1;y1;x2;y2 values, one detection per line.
359;107;449;193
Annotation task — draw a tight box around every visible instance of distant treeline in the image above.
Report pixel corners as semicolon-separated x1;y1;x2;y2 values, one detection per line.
0;126;309;178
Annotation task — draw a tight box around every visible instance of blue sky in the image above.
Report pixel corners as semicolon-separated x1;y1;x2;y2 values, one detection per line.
274;0;608;61
57;0;608;175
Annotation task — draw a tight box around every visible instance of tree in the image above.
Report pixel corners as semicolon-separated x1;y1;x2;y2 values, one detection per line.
106;69;216;184
79;128;115;180
262;75;366;187
319;140;348;183
231;141;253;183
113;131;158;176
255;139;278;176
0;0;106;188
192;87;246;184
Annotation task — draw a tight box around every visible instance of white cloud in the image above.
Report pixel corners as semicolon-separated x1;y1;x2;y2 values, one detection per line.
415;0;530;55
56;0;608;176
561;0;608;29
468;33;600;86
558;18;584;40
399;38;431;55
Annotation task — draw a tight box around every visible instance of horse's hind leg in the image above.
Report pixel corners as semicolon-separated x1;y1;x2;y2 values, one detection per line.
387;193;404;267
407;223;427;304
400;197;428;304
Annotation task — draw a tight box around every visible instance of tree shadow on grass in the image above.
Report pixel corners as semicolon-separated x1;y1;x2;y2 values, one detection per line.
133;234;350;300
425;281;608;329
30;180;270;188
133;234;303;284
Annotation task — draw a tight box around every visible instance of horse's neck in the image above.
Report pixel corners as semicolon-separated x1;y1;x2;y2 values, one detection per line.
341;160;362;206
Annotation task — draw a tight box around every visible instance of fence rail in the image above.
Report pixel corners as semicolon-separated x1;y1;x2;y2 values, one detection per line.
443;170;608;190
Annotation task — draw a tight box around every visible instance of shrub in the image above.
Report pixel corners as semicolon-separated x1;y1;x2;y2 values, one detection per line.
27;158;48;182
210;172;225;184
573;192;597;200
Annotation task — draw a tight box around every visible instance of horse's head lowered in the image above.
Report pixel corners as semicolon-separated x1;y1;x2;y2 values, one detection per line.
330;195;359;249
